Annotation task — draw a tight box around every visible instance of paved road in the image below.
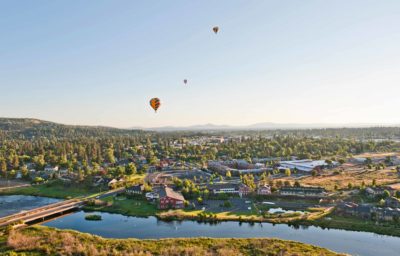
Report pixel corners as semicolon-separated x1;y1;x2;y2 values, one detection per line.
0;183;31;192
96;187;125;199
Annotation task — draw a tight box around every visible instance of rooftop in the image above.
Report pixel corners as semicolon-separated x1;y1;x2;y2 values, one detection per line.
159;186;185;201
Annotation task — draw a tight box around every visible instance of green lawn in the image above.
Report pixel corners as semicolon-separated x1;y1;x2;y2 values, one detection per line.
84;196;159;216
0;181;98;199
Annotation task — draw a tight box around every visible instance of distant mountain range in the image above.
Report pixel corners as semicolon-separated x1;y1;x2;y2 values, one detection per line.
1;118;399;133
132;122;400;131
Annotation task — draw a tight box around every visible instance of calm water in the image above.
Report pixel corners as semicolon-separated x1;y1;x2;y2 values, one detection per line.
0;195;61;217
43;211;400;256
2;195;399;256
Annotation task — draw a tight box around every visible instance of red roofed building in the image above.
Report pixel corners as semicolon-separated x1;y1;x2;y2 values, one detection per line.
238;184;252;197
158;186;185;209
257;184;271;195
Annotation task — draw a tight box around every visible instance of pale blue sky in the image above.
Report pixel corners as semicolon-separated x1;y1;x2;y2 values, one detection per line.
1;1;400;128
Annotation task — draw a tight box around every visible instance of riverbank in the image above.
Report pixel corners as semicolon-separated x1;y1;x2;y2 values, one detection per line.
156;206;333;224
299;214;400;237
83;196;400;237
83;196;333;223
1;225;345;255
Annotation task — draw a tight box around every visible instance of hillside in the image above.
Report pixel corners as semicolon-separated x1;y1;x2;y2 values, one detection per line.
2;118;400;141
0;118;146;139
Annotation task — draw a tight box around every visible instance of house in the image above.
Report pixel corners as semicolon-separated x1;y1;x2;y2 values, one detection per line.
108;179;118;188
158;186;185;209
108;178;125;189
349;158;367;164
93;176;106;187
356;204;373;219
126;184;144;195
159;160;169;168
208;183;239;194
279;186;327;197
336;202;359;216
372;207;400;222
257;184;271;195
137;156;147;164
385;197;400;208
207;161;234;174
117;159;130;166
365;187;394;198
237;168;267;174
238;184;252;197
16;171;22;179
391;156;400;165
44;165;59;172
145;192;160;201
59;169;68;175
336;202;372;219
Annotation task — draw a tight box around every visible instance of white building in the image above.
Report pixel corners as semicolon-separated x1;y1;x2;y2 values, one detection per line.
279;159;333;172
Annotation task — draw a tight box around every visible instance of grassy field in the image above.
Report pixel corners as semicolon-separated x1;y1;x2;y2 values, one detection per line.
0;225;345;256
278;166;399;191
0;181;97;199
84;196;159;216
0;174;145;199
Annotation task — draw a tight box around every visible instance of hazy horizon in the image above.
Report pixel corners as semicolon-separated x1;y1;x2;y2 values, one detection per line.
2;116;400;130
1;1;400;128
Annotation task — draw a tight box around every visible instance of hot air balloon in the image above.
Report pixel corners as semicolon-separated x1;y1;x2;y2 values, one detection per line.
212;26;219;34
183;79;187;85
149;98;161;112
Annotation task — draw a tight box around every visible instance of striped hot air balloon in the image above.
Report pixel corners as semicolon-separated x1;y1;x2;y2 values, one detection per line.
149;98;161;112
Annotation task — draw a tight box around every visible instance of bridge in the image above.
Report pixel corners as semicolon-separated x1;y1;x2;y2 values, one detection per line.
0;187;126;228
0;198;85;227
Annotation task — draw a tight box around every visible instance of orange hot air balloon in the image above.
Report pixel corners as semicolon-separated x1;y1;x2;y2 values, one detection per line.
212;26;219;34
183;79;187;85
149;98;161;112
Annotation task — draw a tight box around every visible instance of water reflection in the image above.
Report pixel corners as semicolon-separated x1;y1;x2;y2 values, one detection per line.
43;210;400;256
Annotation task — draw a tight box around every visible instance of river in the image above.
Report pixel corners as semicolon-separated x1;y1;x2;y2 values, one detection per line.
0;195;61;218
43;210;400;256
2;195;400;256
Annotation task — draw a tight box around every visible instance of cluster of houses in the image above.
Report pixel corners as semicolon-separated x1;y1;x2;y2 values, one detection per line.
124;179;328;210
208;183;271;197
93;176;126;189
25;165;75;181
206;182;327;198
336;197;400;222
279;186;327;197
365;186;395;198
